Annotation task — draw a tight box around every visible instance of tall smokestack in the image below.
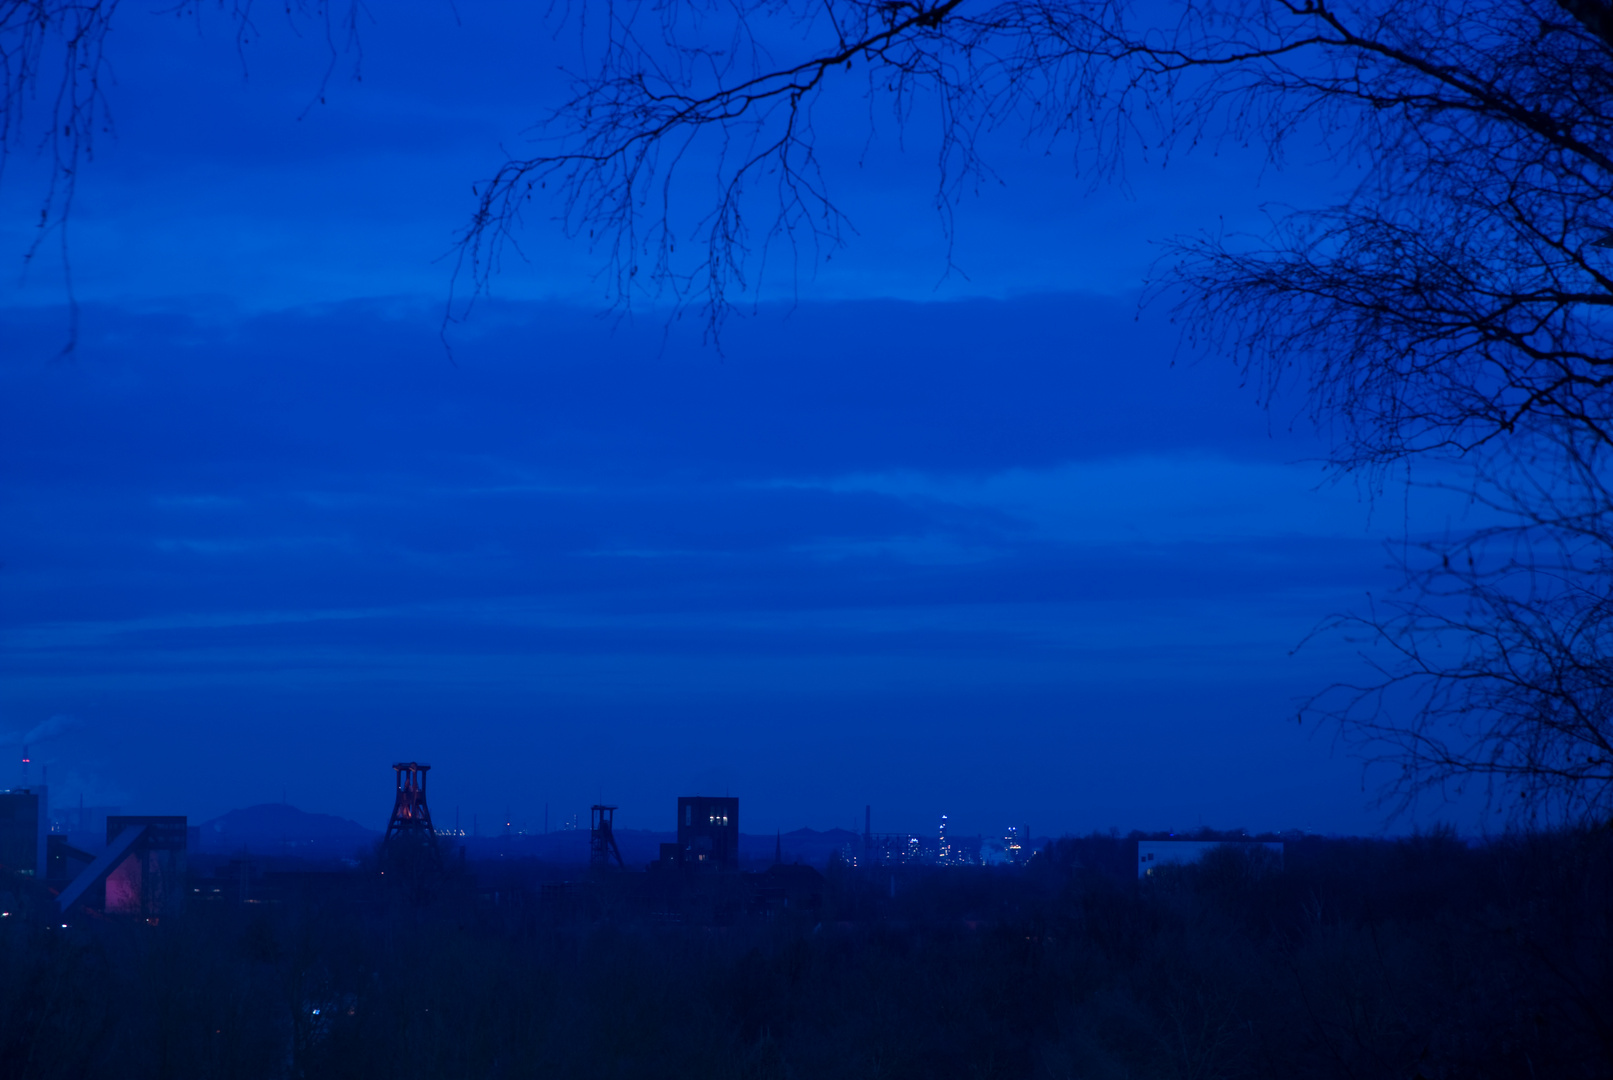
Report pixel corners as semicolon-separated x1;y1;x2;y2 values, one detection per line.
864;805;871;851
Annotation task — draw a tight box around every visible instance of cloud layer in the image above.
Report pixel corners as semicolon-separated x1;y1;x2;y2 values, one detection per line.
0;294;1418;834
0;2;1437;835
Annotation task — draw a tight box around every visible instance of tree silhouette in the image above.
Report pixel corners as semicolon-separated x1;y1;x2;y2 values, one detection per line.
456;0;1613;823
1;0;358;350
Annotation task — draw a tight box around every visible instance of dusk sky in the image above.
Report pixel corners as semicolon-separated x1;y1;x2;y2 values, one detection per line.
0;1;1478;837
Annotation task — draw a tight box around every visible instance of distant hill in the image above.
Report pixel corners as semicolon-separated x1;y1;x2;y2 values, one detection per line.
198;804;379;857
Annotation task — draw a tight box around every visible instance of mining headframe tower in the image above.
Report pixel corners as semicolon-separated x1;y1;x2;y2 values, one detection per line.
384;762;441;872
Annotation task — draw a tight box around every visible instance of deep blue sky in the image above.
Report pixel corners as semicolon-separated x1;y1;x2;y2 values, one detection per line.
0;2;1474;837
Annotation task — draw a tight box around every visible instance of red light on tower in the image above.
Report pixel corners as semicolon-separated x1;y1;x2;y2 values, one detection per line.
382;762;441;875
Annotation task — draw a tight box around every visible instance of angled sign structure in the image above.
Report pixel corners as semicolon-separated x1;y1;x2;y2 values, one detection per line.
56;824;145;912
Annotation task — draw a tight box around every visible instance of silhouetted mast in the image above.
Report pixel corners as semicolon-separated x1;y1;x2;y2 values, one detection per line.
590;804;625;868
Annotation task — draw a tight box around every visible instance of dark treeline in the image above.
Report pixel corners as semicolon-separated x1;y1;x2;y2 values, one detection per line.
2;829;1610;1079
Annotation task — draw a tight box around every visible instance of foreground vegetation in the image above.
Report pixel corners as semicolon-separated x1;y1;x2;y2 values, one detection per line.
2;829;1609;1079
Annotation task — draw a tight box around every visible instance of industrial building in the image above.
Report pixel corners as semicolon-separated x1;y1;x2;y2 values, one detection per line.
858;805;926;866
52;814;190;917
105;816;189;915
640;795;751;923
47;834;96;882
664;795;739;869
0;787;47;878
2;768;1026;928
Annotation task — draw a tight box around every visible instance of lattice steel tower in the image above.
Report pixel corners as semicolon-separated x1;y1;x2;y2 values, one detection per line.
384;762;441;869
590;804;625;869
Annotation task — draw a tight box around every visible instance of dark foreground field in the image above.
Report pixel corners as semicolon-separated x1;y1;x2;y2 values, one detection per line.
2;829;1609;1080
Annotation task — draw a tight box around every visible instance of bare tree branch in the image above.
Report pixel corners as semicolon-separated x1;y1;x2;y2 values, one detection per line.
0;0;362;351
474;0;1613;823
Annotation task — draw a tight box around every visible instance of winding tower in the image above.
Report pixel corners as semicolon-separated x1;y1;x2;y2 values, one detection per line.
384;762;441;870
590;804;625;869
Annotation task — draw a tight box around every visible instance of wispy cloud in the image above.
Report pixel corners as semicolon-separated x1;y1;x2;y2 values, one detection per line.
1;713;82;746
